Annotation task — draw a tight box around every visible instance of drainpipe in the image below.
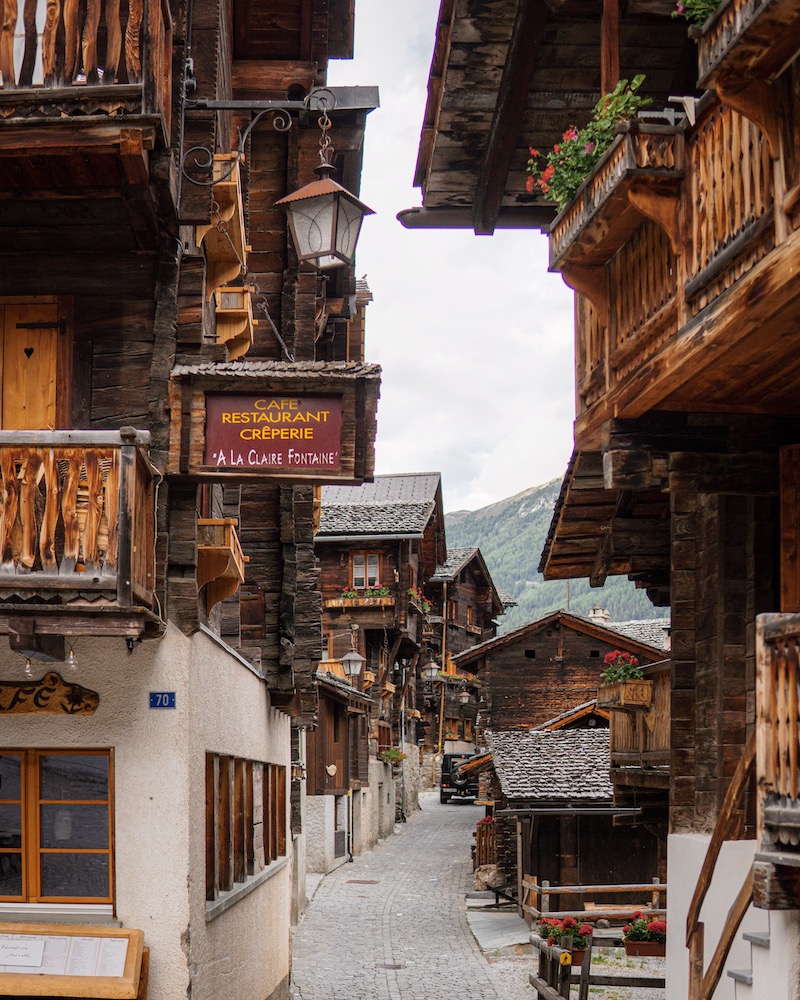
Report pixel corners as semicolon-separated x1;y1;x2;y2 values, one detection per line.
438;581;447;755
400;662;407;822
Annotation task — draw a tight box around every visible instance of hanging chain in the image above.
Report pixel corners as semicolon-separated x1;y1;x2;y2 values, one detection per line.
318;102;333;169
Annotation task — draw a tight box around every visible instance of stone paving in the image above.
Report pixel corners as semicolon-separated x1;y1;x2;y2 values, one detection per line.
291;793;532;1000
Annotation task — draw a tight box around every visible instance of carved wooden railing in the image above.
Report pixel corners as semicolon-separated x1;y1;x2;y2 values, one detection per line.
0;0;172;136
609;660;671;768
696;0;800;87
549;124;685;269
685;731;755;1000
568;94;783;421
756;613;800;854
0;428;155;609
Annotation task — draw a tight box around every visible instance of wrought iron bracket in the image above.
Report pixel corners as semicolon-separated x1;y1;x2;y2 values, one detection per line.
182;88;337;187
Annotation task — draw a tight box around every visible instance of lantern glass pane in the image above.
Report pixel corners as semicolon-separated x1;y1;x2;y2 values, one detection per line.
334;196;365;263
286;193;337;260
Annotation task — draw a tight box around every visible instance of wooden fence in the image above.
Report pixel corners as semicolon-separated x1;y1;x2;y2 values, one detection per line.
521;875;666;924
475;820;496;868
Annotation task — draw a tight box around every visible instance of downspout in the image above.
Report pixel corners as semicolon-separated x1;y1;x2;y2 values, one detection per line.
400;662;407;822
438;581;447;754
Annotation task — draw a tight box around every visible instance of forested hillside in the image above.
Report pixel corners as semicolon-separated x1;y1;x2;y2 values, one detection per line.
446;480;668;634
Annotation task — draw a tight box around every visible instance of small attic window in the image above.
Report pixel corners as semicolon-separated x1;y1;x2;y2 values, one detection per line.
590;649;600;658
524;650;536;659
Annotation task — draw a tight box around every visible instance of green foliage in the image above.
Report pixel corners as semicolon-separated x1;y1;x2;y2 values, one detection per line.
599;650;643;683
526;76;652;211
672;0;718;23
623;915;667;943
445;479;669;635
378;747;407;763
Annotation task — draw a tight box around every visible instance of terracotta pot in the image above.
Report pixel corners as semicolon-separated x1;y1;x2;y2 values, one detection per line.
570;948;587;967
624;940;665;957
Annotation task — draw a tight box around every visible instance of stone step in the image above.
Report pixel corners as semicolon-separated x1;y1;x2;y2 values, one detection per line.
742;930;770;948
727;968;754;986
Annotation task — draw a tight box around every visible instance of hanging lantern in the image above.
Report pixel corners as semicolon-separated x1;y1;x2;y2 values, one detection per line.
341;649;366;677
274;102;374;270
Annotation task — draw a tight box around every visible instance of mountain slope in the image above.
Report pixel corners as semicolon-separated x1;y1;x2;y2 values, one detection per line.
446;479;667;633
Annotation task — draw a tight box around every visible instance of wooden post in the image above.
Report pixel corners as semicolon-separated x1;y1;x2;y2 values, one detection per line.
558;935;573;998
652;875;661;910
542;879;550;914
689;923;704;1000
600;0;620;96
517;819;524;917
578;932;593;1000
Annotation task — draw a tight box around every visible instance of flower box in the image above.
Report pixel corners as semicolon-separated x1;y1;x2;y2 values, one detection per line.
624;940;666;958
324;597;395;609
597;679;654;711
695;0;800;90
548;124;684;303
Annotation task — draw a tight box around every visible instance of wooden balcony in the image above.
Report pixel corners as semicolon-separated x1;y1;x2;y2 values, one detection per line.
561;89;800;451
752;612;800;907
197;157;249;299
0;0;172;138
197;517;248;613
608;661;670;788
324;595;395;609
549;123;685;280
696;0;800;88
0;429;161;639
213;286;256;360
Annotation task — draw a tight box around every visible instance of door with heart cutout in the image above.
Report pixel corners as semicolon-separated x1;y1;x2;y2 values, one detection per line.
0;301;61;430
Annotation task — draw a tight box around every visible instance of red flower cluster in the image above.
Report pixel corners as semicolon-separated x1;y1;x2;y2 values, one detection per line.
603;649;638;667
623;912;667;943
538;917;593;949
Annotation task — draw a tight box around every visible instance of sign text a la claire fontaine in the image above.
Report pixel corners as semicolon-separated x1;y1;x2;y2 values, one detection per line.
204;393;343;472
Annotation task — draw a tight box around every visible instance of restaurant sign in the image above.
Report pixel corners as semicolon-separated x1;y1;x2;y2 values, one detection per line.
204;393;343;472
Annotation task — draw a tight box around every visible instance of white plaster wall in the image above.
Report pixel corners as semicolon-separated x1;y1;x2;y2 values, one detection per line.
0;625;293;1000
305;794;336;873
187;629;291;1000
0;627;193;1000
666;834;766;1000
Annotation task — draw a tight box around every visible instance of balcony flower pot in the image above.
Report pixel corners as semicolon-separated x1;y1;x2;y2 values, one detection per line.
597;679;653;710
624;940;666;957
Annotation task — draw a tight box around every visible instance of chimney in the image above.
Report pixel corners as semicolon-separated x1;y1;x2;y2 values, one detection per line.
588;604;610;623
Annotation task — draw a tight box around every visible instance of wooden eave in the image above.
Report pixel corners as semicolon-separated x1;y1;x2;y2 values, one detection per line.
452;604;666;668
413;0;697;235
539;450;669;587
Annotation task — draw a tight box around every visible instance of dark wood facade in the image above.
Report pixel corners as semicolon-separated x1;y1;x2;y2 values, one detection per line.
0;0;378;724
452;611;663;733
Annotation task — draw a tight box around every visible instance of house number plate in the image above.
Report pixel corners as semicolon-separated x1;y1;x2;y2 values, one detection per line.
149;692;176;708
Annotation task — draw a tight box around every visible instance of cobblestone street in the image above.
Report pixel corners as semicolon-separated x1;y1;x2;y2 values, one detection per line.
291;793;533;1000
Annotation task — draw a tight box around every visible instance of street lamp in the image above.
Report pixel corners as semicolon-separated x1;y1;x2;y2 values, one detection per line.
274;102;374;269
341;648;366;678
421;659;439;681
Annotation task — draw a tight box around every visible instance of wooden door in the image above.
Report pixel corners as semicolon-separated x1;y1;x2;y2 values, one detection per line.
0;301;61;430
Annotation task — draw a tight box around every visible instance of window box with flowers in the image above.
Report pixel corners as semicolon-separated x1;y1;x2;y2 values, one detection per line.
528;78;685;315
537;917;594;967
325;586;395;609
407;586;432;613
623;913;667;957
597;651;653;711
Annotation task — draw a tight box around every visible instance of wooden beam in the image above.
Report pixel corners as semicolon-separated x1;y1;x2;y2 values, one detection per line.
472;0;548;235
601;0;620;96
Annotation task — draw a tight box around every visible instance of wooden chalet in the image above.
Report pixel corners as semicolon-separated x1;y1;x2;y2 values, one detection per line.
411;0;800;994
475;729;661;913
451;609;665;735
316;473;446;760
422;546;506;752
0;0;379;997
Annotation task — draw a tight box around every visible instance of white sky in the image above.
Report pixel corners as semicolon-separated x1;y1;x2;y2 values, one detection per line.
328;0;576;514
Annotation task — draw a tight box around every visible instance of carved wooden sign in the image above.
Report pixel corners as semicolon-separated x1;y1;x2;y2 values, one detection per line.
0;672;99;715
204;393;343;472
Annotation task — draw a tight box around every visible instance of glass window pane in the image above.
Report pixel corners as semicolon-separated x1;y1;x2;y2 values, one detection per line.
40;853;109;899
0;755;21;800
40;755;108;801
366;555;379;587
352;555;365;588
0;853;22;897
40;805;108;849
0;804;21;843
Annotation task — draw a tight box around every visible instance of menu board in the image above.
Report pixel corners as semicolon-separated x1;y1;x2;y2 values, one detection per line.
0;923;144;999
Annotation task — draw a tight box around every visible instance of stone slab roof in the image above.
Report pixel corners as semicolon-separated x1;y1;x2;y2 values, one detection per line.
488;729;612;802
318;473;441;537
605;618;671;651
430;547;479;581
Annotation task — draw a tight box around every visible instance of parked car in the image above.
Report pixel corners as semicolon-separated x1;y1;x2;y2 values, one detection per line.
440;752;479;803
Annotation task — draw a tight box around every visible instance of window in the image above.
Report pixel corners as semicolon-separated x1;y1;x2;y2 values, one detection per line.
0;750;113;904
352;552;380;589
205;754;286;902
447;600;458;621
466;606;474;626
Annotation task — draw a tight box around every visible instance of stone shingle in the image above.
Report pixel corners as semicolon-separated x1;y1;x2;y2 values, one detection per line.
318;473;441;537
488;729;612;802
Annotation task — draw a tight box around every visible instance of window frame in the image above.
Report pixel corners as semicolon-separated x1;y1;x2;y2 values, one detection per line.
351;551;381;589
0;748;114;905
